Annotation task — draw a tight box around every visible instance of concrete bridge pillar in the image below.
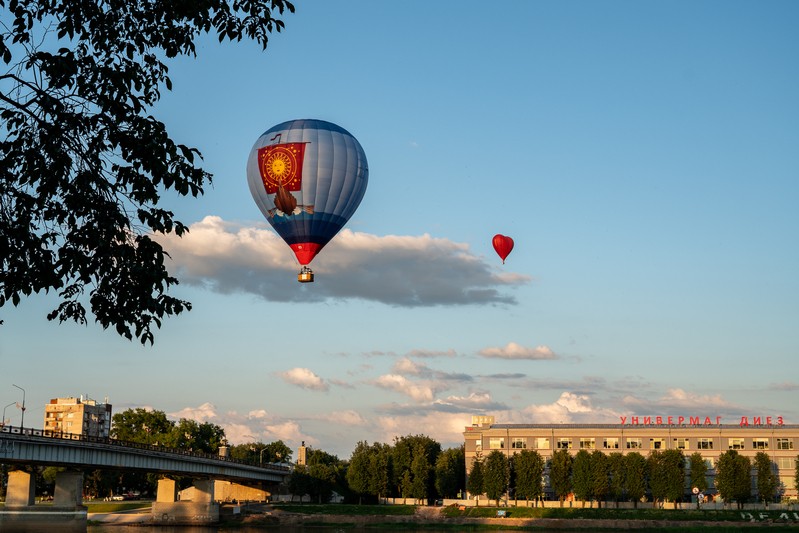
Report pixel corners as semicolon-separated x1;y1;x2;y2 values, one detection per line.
5;470;35;506
152;477;219;525
192;479;215;503
0;470;86;532
53;470;84;508
156;477;178;502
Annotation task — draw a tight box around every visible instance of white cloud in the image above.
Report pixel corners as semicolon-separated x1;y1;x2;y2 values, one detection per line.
324;410;368;426
623;388;734;410
373;374;435;402
393;357;427;376
263;420;313;447
406;348;457;358
279;368;329;392
520;392;621;424
479;342;557;360
154;216;529;305
169;402;217;421
375;412;470;450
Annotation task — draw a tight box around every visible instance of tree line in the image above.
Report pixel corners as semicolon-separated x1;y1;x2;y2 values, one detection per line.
3;410;798;507
466;447;793;509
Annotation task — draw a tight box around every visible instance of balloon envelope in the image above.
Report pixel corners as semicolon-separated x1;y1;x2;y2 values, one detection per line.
247;119;369;265
492;234;514;263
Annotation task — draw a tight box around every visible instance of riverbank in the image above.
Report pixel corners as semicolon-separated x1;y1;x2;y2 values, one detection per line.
85;502;799;530
236;504;799;530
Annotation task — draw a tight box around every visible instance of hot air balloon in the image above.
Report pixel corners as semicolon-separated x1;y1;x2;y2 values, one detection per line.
492;234;514;264
247;119;369;282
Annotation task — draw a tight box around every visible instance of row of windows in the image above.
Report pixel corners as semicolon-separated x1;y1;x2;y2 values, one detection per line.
480;437;795;451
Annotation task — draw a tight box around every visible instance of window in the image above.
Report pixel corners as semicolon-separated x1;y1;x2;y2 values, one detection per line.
650;438;665;450
777;438;794;450
728;438;745;450
511;438;527;449
697;438;713;450
534;437;550;450
777;457;796;469
603;437;619;450
674;438;689;450
557;438;572;450
626;438;642;449
753;438;769;450
489;437;505;449
580;438;596;450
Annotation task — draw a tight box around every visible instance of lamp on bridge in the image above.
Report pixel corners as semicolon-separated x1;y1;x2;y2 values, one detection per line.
2;401;15;427
12;384;25;430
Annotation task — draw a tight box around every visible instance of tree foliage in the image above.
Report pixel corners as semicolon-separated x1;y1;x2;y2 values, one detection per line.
466;456;483;503
550;448;573;505
689;452;708;493
571;449;592;506
647;449;685;508
482;450;508;505
607;452;625;506
624;452;647;508
391;434;440;501
754;452;778;504
716;450;752;509
513;449;545;503
0;0;294;343
435;446;465;499
590;449;610;507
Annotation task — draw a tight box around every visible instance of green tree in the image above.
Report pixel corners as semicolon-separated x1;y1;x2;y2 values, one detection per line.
287;465;312;503
550;448;573;507
410;443;432;502
168;418;225;454
435;446;465;499
369;443;393;501
391;434;440;501
303;448;344;503
716;450;752;509
262;440;293;464
0;0;294;342
513;449;545;504
624;452;647;508
111;408;173;444
795;454;799;501
346;441;372;504
754;452;778;505
482;450;509;506
590;450;610;508
661;449;686;508
571;449;592;507
607;452;625;507
466;456;484;506
689;452;708;494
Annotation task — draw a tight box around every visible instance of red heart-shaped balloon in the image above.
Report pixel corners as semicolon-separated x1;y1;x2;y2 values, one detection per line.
492;234;514;264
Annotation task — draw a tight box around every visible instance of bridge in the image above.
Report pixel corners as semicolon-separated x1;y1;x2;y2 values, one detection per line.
0;425;292;530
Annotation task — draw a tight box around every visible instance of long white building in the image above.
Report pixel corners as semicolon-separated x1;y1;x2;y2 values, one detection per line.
464;415;798;500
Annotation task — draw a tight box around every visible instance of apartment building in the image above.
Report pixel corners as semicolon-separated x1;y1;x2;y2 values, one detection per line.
43;396;112;438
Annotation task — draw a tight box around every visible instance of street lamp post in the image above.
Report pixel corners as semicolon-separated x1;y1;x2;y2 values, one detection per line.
2;401;16;427
12;384;25;430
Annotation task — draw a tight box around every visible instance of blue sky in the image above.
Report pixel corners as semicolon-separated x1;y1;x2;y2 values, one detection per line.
2;1;798;460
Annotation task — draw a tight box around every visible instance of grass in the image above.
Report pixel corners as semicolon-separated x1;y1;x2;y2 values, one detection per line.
83;501;152;513
271;503;416;516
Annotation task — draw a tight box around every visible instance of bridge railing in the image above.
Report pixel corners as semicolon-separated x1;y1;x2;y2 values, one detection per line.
0;424;291;471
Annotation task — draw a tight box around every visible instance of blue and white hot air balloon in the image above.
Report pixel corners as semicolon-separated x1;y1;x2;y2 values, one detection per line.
246;119;369;282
